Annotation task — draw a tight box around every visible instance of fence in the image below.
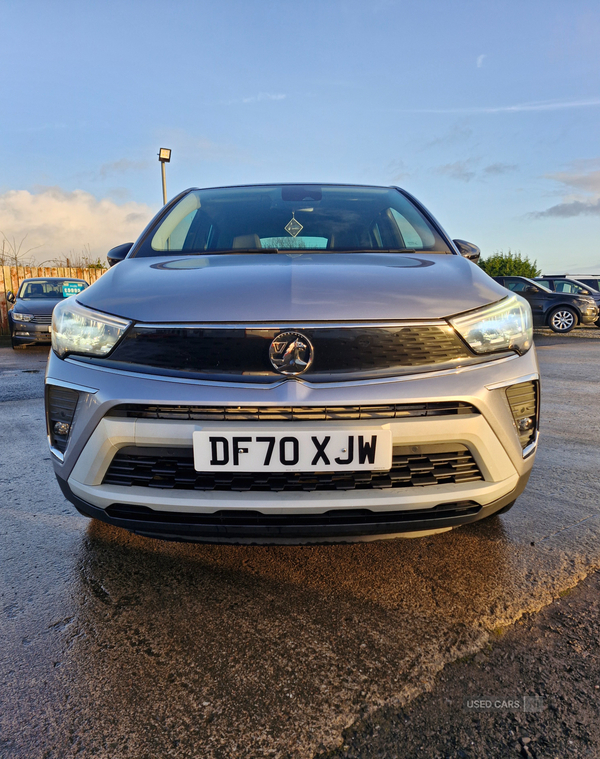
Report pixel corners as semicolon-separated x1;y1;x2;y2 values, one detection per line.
0;266;107;335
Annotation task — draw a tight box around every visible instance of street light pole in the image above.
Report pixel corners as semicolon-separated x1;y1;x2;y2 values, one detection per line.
158;148;172;206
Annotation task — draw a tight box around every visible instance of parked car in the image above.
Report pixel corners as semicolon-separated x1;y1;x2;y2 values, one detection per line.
542;273;600;292
7;278;89;348
534;276;600;327
492;275;598;333
46;183;540;544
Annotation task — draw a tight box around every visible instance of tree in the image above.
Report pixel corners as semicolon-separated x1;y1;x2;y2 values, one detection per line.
0;233;41;267
40;244;107;270
478;249;541;278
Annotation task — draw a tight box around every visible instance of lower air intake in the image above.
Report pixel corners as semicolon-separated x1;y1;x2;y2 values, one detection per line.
103;444;484;492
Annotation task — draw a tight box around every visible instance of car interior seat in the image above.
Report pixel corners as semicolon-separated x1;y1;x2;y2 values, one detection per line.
232;234;262;249
28;283;44;297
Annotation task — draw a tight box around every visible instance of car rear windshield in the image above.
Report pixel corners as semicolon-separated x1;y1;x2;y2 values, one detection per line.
133;185;452;256
17;280;88;299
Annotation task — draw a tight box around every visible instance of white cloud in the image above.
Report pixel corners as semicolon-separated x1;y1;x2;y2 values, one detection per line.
547;165;600;195
98;158;150;180
242;92;286;104
529;158;600;218
421;123;473;151
476;54;486;68
436;159;479;182
483;162;518;175
393;98;600;114
157;128;251;164
0;187;154;265
222;93;287;105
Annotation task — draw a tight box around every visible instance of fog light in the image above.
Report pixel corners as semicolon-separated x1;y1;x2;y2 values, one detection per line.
505;380;539;451
54;421;71;436
46;385;79;454
517;417;534;432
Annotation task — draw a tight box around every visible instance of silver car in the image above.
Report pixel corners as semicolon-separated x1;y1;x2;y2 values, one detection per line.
45;184;539;544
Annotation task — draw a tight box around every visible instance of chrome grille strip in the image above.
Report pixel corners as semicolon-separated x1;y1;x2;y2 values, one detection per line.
107;401;479;422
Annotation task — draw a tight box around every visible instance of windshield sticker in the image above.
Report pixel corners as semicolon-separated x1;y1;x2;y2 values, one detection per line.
284;212;303;238
62;282;86;297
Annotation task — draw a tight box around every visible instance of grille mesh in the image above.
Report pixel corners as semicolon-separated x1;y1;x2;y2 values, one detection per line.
102;323;475;381
107;401;479;422
31;314;52;324
103;445;484;492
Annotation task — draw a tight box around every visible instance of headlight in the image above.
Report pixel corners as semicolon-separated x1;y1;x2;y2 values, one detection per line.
52;299;131;358
12;312;34;322
449;295;533;355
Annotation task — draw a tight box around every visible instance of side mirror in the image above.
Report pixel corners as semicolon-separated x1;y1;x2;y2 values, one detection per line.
453;239;481;263
107;242;134;267
6;291;15;304
524;286;539;293
581;289;590;295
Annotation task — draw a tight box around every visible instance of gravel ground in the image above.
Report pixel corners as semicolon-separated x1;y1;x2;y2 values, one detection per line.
319;570;600;759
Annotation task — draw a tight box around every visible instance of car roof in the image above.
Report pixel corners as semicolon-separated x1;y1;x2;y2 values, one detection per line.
496;275;534;281
20;277;88;283
185;182;400;192
540;273;600;278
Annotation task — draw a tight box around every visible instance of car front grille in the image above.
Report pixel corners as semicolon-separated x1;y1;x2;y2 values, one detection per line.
93;323;478;382
107;401;479;422
31;314;52;324
102;444;484;492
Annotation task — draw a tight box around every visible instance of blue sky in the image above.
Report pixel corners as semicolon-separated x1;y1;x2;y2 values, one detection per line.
2;0;600;270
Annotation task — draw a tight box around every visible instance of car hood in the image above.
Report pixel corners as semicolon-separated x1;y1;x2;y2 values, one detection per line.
12;298;62;315
77;252;509;322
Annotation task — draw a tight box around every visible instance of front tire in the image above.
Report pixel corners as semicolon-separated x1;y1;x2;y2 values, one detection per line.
548;307;577;333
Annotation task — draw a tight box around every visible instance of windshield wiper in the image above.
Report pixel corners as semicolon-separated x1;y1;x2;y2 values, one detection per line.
176;247;420;255
327;248;417;254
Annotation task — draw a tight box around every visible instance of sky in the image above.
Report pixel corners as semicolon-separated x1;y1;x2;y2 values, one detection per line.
1;0;600;271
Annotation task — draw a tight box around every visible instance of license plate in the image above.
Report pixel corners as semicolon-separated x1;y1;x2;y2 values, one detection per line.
192;429;393;472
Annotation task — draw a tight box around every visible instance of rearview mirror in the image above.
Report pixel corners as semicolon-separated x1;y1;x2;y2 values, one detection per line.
453;239;481;263
107;242;134;267
6;291;15;304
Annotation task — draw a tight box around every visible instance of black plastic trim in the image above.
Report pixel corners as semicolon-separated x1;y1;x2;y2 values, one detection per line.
55;474;528;544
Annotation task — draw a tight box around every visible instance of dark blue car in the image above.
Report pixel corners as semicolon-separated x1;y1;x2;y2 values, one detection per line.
7;277;88;349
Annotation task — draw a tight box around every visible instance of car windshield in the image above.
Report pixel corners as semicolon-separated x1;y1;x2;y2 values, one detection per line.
134;185;452;256
18;280;87;299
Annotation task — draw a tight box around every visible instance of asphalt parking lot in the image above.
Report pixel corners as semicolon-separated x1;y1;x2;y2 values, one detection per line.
1;329;600;758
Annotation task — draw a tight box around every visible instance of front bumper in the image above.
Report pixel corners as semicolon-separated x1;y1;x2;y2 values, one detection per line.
10;321;52;344
56;474;527;544
46;347;540;543
581;308;599;325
